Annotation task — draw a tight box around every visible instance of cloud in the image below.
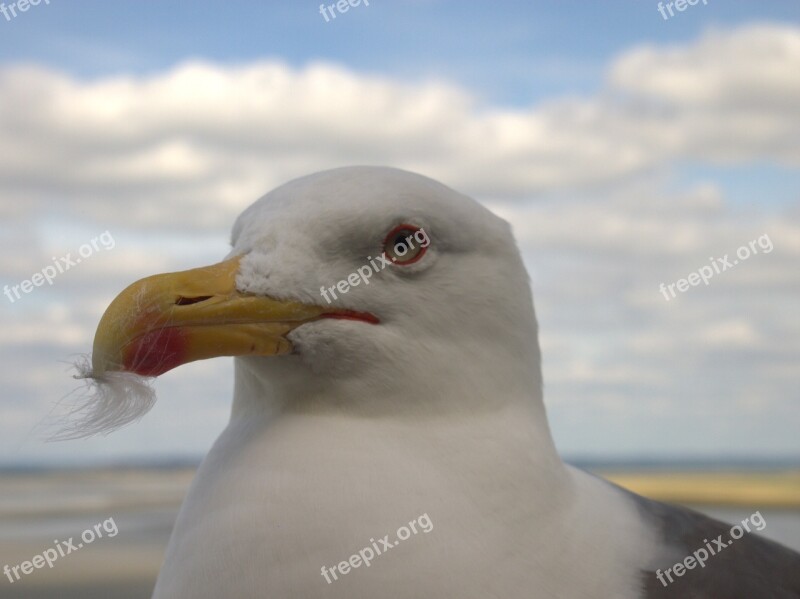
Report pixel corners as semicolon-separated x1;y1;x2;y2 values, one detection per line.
611;25;800;109
609;24;800;165
1;23;798;461
1;23;798;233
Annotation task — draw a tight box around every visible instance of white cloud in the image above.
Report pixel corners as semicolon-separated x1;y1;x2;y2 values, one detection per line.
611;25;800;109
0;303;91;347
1;24;798;232
609;24;800;165
1;23;798;461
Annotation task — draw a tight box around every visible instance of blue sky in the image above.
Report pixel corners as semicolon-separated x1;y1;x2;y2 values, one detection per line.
1;1;798;465
2;1;798;102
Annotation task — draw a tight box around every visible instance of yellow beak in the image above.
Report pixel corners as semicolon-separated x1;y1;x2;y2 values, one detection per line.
90;256;376;377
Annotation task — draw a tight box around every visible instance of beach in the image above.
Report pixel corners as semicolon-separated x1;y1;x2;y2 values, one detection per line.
1;466;798;598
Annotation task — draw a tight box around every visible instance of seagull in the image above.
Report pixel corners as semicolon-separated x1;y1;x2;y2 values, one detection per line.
83;167;800;598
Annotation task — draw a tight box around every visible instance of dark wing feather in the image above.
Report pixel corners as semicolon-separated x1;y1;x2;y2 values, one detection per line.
630;493;800;599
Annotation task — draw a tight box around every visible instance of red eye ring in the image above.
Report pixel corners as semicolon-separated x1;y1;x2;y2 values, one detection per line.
382;224;429;266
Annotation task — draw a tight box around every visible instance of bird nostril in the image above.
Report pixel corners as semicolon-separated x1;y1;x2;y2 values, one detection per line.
175;295;213;306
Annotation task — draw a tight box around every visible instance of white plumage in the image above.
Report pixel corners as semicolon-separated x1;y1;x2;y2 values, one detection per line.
78;166;798;598
149;167;659;598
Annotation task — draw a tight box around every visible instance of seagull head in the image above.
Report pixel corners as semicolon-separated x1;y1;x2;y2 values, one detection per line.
90;167;543;417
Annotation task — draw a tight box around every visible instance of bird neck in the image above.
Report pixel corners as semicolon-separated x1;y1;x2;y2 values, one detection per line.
230;333;565;478
233;332;547;416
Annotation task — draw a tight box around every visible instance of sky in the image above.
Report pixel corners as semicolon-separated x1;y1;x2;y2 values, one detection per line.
0;0;798;465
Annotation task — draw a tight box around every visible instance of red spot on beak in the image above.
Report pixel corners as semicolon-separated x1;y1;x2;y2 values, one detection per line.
123;327;188;377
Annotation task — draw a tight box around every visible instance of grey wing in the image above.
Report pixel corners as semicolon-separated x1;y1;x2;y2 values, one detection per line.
632;494;800;599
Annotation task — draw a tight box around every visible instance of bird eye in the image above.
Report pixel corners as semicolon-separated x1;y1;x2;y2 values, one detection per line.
383;224;428;265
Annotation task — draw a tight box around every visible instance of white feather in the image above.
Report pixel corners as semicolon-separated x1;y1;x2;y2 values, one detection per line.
51;355;157;440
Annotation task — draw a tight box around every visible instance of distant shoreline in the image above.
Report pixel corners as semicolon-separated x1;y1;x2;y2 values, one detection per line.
600;470;800;508
1;455;798;474
1;460;798;509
